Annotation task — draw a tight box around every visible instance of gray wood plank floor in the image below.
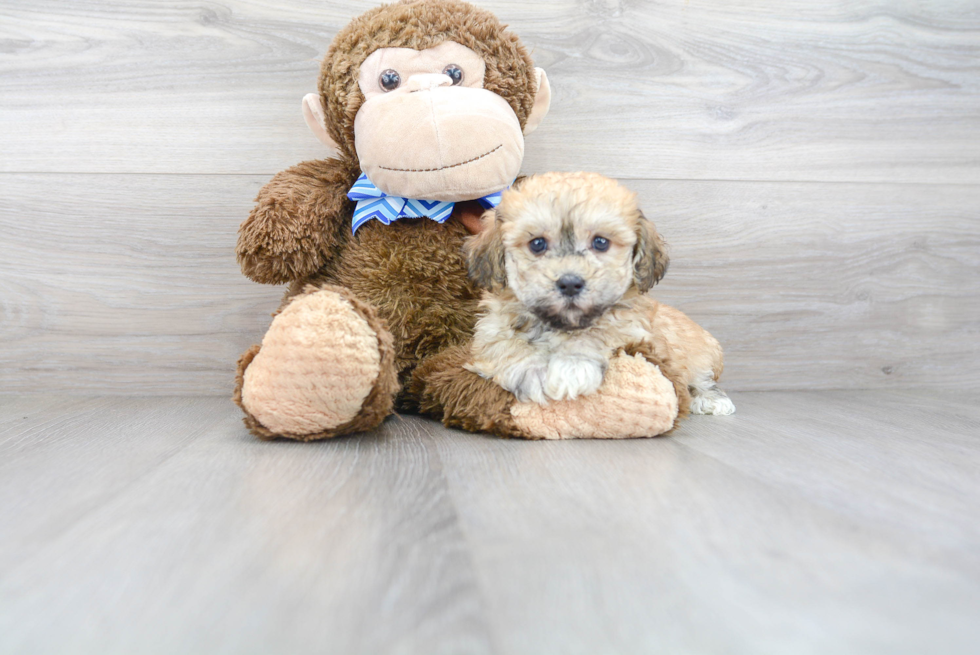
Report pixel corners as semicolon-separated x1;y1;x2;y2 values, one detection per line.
2;391;978;654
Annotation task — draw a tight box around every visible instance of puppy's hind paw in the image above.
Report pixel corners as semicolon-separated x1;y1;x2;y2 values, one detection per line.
688;371;735;415
689;391;736;415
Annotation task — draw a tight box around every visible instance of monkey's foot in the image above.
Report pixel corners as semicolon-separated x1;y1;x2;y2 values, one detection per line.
234;285;399;440
510;353;679;439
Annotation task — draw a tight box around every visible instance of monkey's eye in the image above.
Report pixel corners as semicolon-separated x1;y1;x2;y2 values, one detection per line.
379;69;401;92
592;236;610;252
443;64;464;85
529;237;548;254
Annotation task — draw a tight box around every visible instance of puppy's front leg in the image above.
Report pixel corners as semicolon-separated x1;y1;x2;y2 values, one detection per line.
498;355;550;405
467;338;552;404
544;354;606;402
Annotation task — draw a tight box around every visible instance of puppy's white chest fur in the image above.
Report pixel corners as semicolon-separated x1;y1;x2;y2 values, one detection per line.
466;293;655;404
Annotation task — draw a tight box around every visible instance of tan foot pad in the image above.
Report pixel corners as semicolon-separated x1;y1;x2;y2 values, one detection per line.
241;289;381;436
511;353;678;439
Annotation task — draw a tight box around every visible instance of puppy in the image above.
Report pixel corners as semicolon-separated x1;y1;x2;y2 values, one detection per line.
463;172;735;415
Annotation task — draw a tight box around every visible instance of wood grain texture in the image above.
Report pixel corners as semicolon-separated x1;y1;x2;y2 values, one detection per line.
647;180;980;390
432;389;980;654
1;392;979;653
0;173;283;394
0;398;493;655
1;0;978;182
1;174;977;393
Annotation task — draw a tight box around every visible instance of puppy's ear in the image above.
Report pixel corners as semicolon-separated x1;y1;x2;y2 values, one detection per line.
465;211;508;290
633;211;669;292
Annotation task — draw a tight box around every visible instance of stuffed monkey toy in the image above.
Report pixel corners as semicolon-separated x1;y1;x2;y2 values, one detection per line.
234;0;688;440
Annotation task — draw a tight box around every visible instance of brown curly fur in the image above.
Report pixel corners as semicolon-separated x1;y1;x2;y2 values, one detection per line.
407;345;530;439
408;341;693;438
233;1;544;439
237;158;359;285
237;1;538;287
309;218;483;394
634;211;670;293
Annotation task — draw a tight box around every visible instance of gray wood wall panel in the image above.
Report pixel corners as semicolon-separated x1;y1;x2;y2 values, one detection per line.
1;174;977;393
0;174;283;394
1;1;978;181
1;0;978;393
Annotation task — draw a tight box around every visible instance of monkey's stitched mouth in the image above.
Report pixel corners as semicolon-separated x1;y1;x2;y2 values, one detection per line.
378;144;502;173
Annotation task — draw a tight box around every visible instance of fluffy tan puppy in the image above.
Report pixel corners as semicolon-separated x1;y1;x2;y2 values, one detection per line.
464;172;735;414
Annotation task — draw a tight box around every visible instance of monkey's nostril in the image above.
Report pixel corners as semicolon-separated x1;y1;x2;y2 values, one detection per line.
556;274;585;297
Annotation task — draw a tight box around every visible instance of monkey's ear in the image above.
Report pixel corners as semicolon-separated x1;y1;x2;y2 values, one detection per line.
523;68;551;136
465;212;508;290
302;93;340;154
633;212;669;292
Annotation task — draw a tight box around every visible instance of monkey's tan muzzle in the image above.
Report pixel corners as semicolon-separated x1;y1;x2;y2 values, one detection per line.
354;85;525;202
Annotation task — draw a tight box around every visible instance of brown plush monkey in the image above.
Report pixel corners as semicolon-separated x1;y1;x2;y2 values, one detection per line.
234;0;686;440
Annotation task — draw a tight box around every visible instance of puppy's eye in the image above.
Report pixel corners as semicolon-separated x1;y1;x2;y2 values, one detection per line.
379;69;401;92
443;64;464;85
592;236;610;252
529;237;548;254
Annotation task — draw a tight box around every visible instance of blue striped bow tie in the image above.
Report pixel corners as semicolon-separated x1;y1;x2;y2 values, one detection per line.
347;173;506;234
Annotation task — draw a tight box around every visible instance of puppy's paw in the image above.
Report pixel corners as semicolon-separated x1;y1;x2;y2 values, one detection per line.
690;393;736;415
544;355;605;402
688;372;736;415
498;360;550;405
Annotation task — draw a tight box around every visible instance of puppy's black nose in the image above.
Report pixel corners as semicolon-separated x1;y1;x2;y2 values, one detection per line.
556;274;585;297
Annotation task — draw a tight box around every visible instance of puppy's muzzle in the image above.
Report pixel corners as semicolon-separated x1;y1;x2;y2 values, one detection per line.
556;274;585;298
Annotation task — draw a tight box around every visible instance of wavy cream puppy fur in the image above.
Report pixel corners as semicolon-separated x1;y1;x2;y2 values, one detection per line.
464;172;734;414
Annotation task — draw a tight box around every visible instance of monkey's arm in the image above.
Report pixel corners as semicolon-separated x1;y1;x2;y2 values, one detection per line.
236;158;355;284
411;343;688;440
409;345;532;439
